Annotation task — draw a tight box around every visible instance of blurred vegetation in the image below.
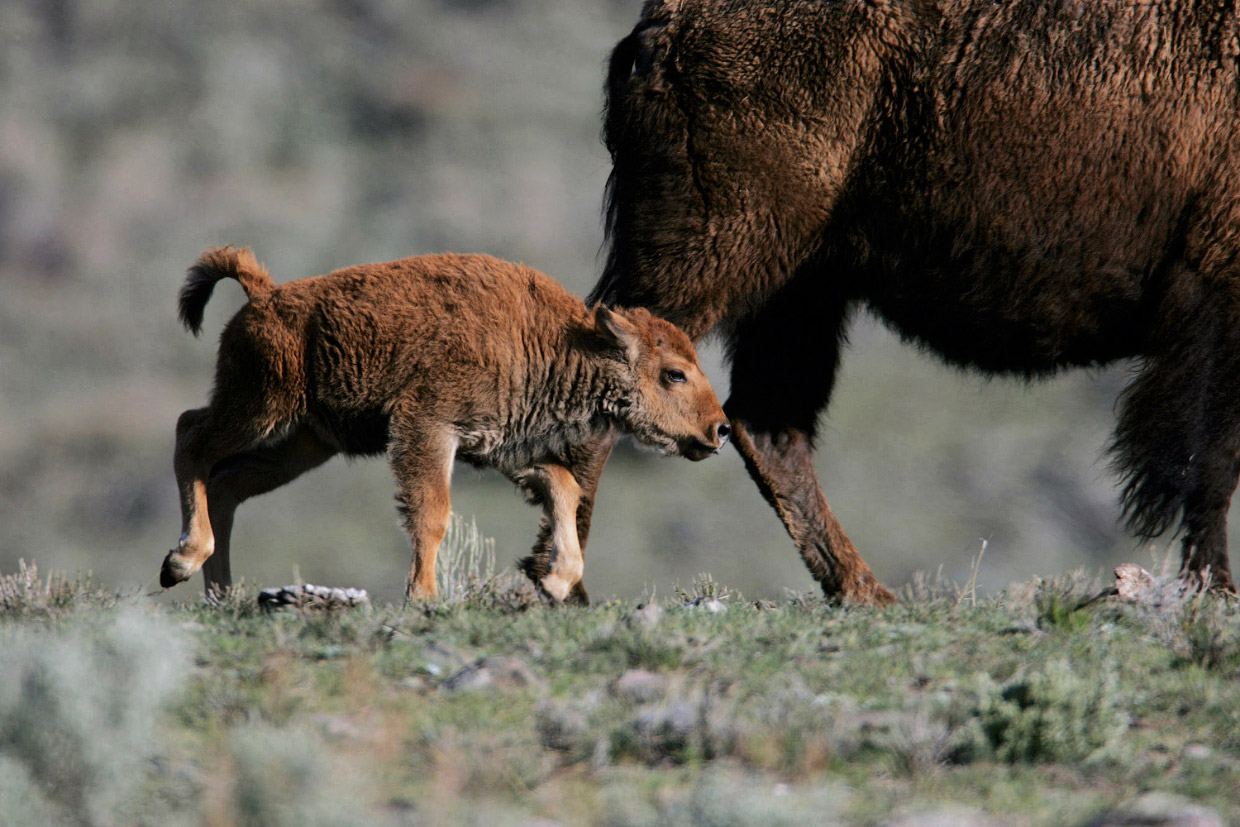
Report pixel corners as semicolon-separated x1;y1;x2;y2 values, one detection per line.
0;0;1219;602
0;565;1237;823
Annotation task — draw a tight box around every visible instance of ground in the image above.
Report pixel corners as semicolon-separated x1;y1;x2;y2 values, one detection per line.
1;555;1237;826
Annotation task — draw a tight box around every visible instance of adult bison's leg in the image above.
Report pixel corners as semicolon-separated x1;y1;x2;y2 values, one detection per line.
1112;278;1240;593
199;426;337;599
727;423;894;605
725;286;895;606
389;416;457;601
517;431;617;605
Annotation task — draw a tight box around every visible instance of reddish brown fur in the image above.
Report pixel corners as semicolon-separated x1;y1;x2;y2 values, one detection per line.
162;247;728;601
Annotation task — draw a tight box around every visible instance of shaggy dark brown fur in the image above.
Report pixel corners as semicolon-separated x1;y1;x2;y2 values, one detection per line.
162;247;728;601
588;0;1240;603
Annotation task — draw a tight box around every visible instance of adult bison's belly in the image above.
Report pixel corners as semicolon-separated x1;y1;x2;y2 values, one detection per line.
856;231;1150;376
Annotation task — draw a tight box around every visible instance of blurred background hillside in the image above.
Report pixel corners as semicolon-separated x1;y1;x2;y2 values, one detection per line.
0;0;1188;604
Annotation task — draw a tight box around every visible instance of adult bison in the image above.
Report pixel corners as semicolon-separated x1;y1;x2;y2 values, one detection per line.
542;0;1240;604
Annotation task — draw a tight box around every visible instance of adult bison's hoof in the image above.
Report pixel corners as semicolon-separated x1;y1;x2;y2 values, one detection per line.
1198;571;1238;597
827;578;897;608
860;582;898;607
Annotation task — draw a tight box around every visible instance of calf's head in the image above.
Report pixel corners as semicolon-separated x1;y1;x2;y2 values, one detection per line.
591;305;729;461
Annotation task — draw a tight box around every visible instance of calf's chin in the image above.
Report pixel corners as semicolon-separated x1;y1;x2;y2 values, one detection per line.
678;438;721;462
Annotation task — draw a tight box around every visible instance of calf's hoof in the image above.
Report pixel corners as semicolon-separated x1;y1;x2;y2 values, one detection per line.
404;583;439;604
538;574;588;606
159;550;194;589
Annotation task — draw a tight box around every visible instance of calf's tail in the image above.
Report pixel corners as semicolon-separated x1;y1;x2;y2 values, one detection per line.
179;246;276;335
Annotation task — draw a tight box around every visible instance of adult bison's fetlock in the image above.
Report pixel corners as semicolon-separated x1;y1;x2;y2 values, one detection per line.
836;576;897;609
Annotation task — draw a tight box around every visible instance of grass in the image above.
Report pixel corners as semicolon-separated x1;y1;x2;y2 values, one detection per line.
1;556;1238;826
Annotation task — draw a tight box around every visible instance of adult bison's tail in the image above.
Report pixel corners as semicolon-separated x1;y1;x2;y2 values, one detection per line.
178;246;275;335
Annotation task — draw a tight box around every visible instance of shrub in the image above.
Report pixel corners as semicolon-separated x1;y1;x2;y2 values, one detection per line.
1033;572;1098;633
0;560;121;619
0;607;190;825
223;725;370;827
963;658;1128;764
434;513;498;603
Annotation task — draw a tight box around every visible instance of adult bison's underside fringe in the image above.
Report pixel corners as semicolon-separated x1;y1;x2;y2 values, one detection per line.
588;0;1240;603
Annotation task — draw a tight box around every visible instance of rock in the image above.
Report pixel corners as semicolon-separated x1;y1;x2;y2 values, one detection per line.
1107;564;1191;608
624;602;664;630
635;699;699;742
685;597;726;613
884;806;1001;827
1183;744;1215;761
398;675;433;693
612;669;668;703
442;655;544;693
1114;564;1160;602
258;583;370;612
1088;792;1224;827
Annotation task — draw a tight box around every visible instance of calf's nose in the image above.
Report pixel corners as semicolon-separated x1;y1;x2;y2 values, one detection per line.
712;420;731;447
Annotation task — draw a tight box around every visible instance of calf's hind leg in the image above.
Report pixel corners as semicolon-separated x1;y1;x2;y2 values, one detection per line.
389;417;456;600
164;406;283;587
198;426;337;598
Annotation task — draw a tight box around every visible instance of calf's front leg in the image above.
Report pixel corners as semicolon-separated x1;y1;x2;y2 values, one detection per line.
389;418;457;600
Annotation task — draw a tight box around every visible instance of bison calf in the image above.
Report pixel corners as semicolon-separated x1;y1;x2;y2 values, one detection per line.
161;248;728;601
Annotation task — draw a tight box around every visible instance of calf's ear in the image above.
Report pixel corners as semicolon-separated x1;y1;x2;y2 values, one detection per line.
592;305;642;366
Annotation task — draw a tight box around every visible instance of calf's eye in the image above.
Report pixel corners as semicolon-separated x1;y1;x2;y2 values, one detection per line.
663;369;687;384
